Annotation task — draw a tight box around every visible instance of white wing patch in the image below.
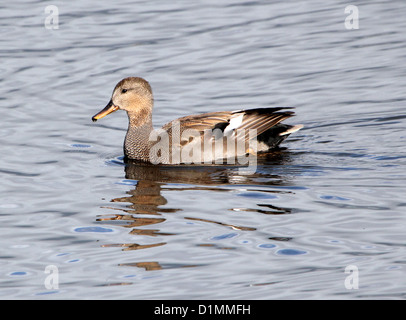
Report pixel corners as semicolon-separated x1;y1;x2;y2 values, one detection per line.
223;113;244;135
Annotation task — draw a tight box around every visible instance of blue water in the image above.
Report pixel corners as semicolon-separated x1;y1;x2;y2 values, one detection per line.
1;0;406;299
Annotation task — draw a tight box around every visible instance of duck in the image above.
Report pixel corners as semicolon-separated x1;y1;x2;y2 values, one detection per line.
92;77;303;164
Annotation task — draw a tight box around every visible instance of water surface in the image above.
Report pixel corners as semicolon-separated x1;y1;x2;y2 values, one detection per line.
1;0;406;299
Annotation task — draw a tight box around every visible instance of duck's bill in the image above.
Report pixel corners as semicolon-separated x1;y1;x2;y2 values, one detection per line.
92;100;119;122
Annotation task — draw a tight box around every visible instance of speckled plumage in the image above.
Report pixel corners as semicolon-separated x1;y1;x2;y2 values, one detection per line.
124;119;153;162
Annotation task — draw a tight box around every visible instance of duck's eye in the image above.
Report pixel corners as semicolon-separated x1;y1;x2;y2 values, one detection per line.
121;89;128;93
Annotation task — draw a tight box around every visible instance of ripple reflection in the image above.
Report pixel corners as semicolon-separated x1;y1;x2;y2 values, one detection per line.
96;151;298;269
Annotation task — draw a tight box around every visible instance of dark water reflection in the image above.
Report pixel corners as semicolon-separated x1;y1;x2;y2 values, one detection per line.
97;151;295;256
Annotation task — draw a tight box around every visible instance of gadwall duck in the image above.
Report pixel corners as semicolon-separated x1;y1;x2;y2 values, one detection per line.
92;77;303;164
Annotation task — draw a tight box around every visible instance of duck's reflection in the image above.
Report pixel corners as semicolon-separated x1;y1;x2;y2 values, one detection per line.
97;151;295;270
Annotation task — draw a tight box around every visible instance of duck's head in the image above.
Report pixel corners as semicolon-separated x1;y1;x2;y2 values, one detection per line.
92;77;153;122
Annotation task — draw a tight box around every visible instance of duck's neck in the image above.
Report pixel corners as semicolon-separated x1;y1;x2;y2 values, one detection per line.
124;112;153;162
